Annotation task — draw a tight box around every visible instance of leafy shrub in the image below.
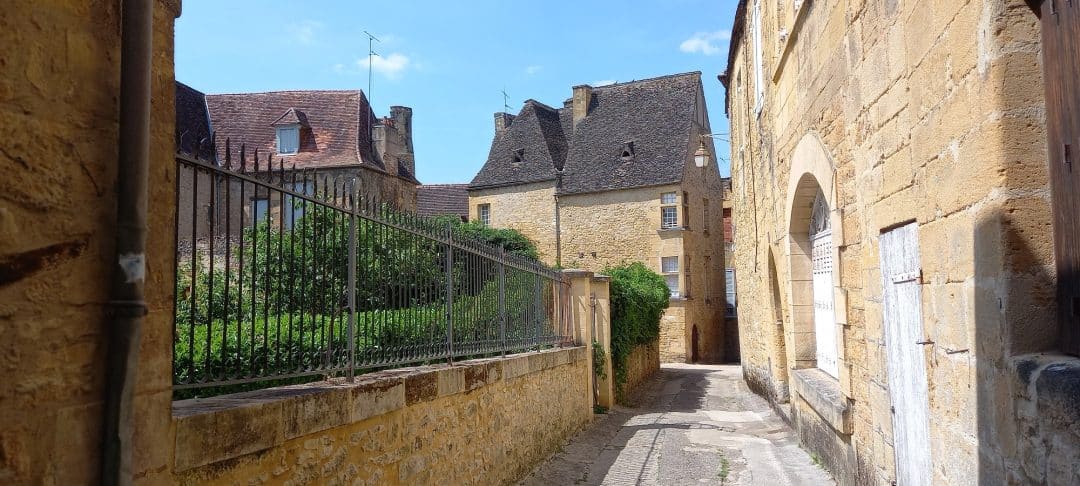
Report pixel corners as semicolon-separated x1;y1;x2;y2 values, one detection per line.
604;262;669;392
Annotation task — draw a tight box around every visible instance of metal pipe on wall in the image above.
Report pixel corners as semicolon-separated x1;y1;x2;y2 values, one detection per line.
102;0;154;484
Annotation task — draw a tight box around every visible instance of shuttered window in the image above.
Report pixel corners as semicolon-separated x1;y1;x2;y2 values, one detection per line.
1035;0;1080;355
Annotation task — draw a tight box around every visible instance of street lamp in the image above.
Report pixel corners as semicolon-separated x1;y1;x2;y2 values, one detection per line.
694;140;710;168
694;133;728;168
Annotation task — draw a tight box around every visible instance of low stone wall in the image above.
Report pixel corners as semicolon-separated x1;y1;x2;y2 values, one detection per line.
618;340;659;403
172;347;590;485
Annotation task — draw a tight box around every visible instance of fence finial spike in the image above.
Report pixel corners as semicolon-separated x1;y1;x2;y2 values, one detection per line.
224;137;232;170
239;143;247;173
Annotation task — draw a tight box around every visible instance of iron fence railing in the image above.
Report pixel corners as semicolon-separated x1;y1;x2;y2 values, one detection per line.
173;140;573;397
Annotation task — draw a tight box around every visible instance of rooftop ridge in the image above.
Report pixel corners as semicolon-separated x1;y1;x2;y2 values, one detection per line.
573;71;701;90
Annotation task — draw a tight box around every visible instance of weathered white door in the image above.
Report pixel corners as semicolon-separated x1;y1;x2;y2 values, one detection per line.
810;192;838;378
879;223;932;485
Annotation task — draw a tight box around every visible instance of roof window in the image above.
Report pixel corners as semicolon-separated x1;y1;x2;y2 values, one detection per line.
621;141;635;159
512;148;525;164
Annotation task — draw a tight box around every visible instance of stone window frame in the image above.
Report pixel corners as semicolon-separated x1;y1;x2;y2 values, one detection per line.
661;256;680;298
682;191;691;229
660;192;679;229
783;134;850;399
703;198;711;234
477;203;491;226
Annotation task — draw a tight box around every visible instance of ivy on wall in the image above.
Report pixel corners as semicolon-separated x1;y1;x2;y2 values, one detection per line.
604;262;669;395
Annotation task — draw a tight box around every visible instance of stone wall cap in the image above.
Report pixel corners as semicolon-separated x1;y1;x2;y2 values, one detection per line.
591;274;611;282
561;269;594;278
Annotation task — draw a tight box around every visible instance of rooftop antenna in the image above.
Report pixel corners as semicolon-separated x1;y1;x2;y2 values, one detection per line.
363;31;381;109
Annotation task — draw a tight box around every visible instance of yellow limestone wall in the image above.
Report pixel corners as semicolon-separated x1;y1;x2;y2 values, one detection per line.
0;2;180;484
468;181;559;262
727;0;1079;484
171;348;592;485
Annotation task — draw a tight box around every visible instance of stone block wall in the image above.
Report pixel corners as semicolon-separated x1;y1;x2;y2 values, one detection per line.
618;340;660;403
172;348;591;485
468;181;558;262
726;0;1079;484
0;2;180;483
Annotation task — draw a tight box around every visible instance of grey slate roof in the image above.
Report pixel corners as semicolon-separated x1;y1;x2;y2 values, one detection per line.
469;101;565;189
416;184;470;220
469;72;702;195
175;82;213;157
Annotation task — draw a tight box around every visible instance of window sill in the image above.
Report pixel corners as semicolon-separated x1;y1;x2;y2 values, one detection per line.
791;368;851;435
658;226;689;233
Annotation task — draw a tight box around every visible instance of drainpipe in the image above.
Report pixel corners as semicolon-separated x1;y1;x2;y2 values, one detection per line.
102;1;153;485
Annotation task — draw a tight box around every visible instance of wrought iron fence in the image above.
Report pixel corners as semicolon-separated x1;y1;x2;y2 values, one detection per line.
173;139;573;397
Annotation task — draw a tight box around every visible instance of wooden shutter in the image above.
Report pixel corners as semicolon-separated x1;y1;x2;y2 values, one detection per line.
1036;0;1080;355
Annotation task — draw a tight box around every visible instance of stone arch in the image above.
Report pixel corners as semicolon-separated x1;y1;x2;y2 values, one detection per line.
785;133;843;376
768;248;791;403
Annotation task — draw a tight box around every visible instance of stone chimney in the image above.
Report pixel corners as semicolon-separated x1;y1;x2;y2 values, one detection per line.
374;105;416;179
494;112;515;132
572;85;592;128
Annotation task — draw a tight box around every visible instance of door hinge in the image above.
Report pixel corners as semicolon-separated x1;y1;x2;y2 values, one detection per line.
891;270;922;284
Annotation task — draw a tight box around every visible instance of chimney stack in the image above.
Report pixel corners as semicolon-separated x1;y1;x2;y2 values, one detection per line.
572;85;592;128
494;112;515;132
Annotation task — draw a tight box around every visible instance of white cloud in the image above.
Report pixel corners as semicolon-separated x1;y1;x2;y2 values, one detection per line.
357;52;411;80
288;20;322;45
592;79;616;87
525;65;543;75
679;30;732;56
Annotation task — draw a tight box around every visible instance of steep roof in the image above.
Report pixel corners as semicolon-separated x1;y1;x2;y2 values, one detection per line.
204;90;380;171
560;72;700;194
416;184;470;220
469;101;566;189
175;82;213;157
468;72;703;195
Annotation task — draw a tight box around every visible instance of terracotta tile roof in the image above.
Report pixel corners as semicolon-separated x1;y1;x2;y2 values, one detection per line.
204;90;380;171
416;184;470;220
175;82;213;157
469;72;704;195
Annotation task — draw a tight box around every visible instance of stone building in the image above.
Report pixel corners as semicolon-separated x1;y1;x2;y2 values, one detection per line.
175;82;419;240
723;0;1079;484
468;72;730;363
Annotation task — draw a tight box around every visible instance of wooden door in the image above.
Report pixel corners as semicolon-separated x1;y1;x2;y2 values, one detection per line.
1034;0;1080;354
880;223;932;485
810;192;838;377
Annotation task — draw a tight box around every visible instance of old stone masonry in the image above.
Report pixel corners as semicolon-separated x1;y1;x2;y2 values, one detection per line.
521;364;833;486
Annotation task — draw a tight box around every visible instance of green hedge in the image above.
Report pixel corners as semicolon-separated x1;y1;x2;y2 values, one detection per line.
604;262;669;394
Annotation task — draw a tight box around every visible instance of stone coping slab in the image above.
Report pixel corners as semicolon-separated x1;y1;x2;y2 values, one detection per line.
791;368;852;435
172;346;586;472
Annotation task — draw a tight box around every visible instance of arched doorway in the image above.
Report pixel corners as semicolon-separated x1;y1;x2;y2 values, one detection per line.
767;250;790;402
810;191;838;377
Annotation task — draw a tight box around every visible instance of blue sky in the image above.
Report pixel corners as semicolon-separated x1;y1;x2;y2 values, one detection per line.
176;0;737;184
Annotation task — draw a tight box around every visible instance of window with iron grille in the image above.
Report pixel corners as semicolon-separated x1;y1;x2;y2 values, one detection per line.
477;204;491;226
1032;0;1080;355
252;198;270;224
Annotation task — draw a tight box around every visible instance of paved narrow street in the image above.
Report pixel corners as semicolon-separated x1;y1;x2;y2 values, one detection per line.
520;364;834;486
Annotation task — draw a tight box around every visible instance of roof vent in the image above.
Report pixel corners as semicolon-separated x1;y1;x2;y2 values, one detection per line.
621;141;635;159
512;148;525;164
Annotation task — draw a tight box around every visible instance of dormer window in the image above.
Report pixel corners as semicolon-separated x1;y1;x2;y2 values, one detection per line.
271;107;309;155
276;125;300;155
512;148;525;164
621;141;635;159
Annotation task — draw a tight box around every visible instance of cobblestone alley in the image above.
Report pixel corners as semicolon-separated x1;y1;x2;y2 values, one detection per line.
520;364;833;486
